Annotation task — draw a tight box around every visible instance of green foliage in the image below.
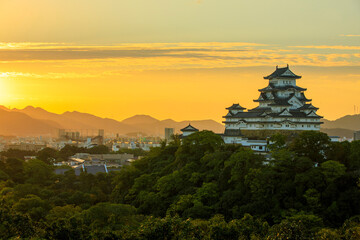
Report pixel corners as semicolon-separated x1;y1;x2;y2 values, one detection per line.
117;147;148;157
0;130;359;238
290;131;331;163
0;157;25;183
24;158;54;185
1;149;36;160
58;144;110;160
320;160;346;183
37;147;58;164
315;228;341;239
13;194;51;221
268;133;287;151
0;202;35;239
349;140;360;171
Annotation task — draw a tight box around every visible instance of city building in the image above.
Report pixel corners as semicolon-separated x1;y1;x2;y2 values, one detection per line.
329;136;341;142
165;128;174;141
354;131;360;141
5;143;46;151
223;65;323;143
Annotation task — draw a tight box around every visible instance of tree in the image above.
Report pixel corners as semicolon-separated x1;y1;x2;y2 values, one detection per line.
320;160;346;183
1;158;25;183
315;228;340;239
226;147;263;184
37;147;58;164
46;205;82;224
0;203;35;239
290;131;330;163
24;159;54;185
349;140;360;171
13;194;51;221
87;145;109;154
268;133;287;151
1;149;36;160
79;202;138;231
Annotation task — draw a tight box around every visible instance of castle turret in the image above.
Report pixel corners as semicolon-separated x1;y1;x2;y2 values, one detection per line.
180;124;199;137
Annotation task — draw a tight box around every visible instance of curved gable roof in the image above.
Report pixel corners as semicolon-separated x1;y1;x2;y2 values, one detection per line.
180;124;199;132
264;65;301;80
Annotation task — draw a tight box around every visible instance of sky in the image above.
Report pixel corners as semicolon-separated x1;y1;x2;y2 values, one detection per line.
0;0;359;122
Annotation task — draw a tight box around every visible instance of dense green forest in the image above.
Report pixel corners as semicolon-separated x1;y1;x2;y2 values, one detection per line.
1;131;360;239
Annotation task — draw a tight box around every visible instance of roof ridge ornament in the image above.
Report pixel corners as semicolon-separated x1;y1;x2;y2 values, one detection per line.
264;65;301;80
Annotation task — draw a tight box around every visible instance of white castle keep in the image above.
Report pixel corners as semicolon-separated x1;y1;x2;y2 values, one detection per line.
223;65;323;143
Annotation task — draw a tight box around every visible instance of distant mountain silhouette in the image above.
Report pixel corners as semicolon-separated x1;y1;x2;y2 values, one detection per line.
120;115;224;135
322;115;360;131
0;105;10;111
122;115;160;126
0;108;59;136
320;128;355;139
1;105;359;138
1;106;224;137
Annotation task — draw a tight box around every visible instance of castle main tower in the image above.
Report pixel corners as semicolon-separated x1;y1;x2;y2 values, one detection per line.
223;65;323;142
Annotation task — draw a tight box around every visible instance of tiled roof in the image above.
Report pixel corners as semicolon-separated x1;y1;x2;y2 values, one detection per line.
298;92;311;102
259;83;306;92
180;124;199;132
85;165;107;175
226;103;246;110
268;98;292;106
264;65;301;80
298;104;319;110
224;109;322;119
247;107;272;112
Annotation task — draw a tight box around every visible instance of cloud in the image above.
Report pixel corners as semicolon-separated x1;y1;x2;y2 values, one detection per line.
291;45;360;50
0;42;266;62
0;42;359;77
339;34;360;37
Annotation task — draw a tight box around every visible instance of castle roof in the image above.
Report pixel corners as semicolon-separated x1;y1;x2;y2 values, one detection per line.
298;104;319;110
264;65;302;80
226;103;246;110
268;98;292;106
258;83;306;92
254;92;295;105
223;108;322;119
298;92;312;102
180;124;199;132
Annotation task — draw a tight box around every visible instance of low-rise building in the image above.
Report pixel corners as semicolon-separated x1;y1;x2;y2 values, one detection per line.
354;131;360;141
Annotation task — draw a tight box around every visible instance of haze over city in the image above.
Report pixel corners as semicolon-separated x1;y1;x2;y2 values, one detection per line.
2;1;360;239
0;0;359;122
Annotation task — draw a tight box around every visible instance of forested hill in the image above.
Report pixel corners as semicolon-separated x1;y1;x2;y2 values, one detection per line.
1;131;360;239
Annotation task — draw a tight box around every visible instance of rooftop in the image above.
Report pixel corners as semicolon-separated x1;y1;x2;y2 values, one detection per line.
264;65;302;80
258;83;306;92
180;124;199;132
226;103;246;110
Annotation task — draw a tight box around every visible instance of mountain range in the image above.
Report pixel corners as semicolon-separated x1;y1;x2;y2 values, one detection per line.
0;106;224;137
0;105;359;138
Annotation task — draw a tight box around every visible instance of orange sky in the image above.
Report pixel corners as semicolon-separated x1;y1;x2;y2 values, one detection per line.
0;1;359;122
0;42;359;122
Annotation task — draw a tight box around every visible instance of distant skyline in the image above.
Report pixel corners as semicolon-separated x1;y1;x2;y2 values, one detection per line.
0;0;359;122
